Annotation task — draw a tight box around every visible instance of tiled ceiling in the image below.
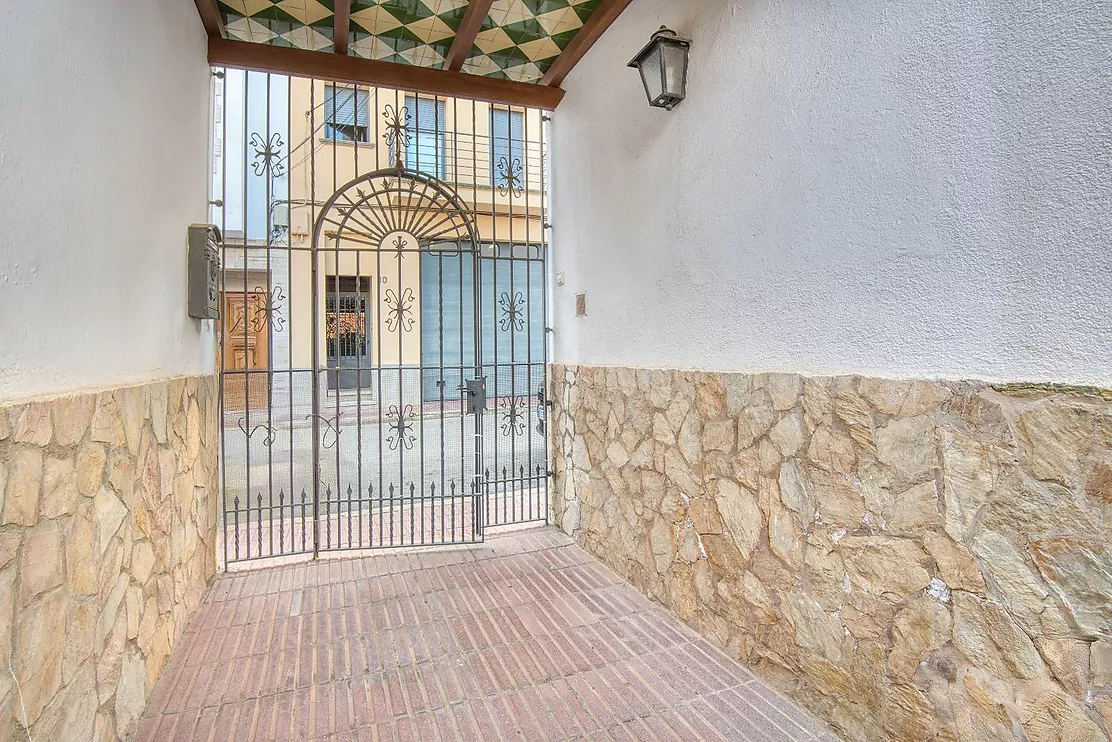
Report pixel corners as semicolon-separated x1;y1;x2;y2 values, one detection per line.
217;0;602;84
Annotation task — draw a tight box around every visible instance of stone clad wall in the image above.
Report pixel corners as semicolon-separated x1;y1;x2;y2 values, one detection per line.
0;376;219;741
550;364;1112;741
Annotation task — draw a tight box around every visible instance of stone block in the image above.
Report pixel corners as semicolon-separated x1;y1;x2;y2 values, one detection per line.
887;596;952;681
972;531;1069;637
714;478;761;560
51;395;96;447
769;412;806;457
66;500;99;596
1015;405;1094;486
1032;538;1112;638
12;403;53;446
94;487;128;555
1035;637;1091;698
19;521;63;604
3;447;42;526
1092;639;1112;687
40;457;79;519
14;590;68;725
875;415;936;480
114;649;147;737
74;442;107;497
839;536;931;599
29;658;97;741
922;533;986;593
1019;688;1105;742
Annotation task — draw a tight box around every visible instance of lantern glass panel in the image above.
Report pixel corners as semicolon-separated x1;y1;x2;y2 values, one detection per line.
662;41;688;98
637;46;664;104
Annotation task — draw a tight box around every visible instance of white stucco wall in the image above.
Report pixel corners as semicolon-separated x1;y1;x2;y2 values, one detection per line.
0;0;214;401
550;0;1112;384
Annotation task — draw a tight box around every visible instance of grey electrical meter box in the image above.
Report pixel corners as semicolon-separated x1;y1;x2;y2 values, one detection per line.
188;224;221;320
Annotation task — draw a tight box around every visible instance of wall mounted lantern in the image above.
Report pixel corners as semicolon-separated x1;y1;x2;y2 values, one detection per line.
628;26;691;110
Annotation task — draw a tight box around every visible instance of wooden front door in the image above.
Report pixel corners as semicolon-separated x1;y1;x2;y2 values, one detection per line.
219;291;270;411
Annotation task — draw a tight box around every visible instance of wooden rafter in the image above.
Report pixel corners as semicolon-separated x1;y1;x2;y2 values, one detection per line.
334;0;351;56
444;0;494;72
539;0;632;87
209;38;565;109
193;0;226;39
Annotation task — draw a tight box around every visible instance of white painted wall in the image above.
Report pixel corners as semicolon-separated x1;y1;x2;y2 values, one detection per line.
0;0;214;401
551;0;1112;384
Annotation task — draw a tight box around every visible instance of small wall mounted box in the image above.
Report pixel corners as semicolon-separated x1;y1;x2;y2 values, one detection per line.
188;224;222;320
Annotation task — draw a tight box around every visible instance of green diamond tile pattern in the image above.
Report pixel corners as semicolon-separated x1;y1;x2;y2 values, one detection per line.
217;0;599;84
219;0;335;51
465;0;600;82
348;0;469;70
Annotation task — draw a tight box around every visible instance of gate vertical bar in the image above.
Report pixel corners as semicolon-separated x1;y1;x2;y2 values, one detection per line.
524;107;533;523
264;71;274;558
217;67;228;566
242;71;251;560
309;80;321;559
542;111;551;524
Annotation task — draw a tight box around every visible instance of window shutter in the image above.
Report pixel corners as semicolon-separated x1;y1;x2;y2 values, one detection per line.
354;89;370;128
405;96;446;177
410;96;444;132
324;86;369;127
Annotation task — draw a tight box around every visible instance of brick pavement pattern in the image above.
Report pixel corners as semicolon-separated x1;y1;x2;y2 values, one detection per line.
138;527;838;741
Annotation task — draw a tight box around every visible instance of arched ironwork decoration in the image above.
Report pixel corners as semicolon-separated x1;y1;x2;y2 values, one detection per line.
312;167;479;256
308;166;482;544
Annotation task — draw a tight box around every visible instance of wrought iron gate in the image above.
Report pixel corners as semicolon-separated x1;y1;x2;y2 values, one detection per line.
214;70;550;565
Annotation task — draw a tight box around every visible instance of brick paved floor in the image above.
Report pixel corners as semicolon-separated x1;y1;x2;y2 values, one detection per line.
138;527;837;741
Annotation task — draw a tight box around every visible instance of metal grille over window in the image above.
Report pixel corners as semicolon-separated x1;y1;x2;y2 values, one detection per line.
211;70;551;564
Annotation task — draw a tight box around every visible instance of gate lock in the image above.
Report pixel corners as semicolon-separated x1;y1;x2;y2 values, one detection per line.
460;377;487;415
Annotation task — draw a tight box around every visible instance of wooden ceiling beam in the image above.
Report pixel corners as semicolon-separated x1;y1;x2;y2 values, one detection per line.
539;0;632;87
444;0;494;72
193;0;226;39
209;38;565;109
334;0;351;55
